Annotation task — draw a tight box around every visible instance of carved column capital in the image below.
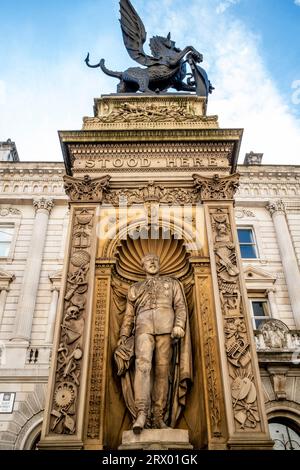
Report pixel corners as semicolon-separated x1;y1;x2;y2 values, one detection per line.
33;197;54;214
266;200;286;216
63;174;111;202
192;173;240;200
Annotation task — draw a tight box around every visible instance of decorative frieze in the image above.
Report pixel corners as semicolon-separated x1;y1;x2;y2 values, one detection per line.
50;208;96;435
69;141;234;174
193;174;240;200
63;175;111;202
104;182;199;206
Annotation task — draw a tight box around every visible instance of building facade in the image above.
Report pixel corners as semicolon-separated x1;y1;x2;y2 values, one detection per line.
0;147;300;450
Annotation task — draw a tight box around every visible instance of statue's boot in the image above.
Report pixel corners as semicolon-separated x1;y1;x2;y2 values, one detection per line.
133;411;147;434
152;415;171;430
152;364;171;430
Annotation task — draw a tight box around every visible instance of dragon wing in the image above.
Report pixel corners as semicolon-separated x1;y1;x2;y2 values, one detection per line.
119;0;159;66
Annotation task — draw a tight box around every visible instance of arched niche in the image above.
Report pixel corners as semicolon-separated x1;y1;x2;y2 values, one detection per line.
101;224;207;450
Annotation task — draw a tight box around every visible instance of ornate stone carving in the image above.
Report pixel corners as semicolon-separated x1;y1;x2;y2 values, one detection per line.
235;208;255;219
84;102;218;125
0;207;21;216
266;200;286;216
210;207;261;431
50;208;95;435
244;151;263;166
63;175;111;202
199;277;221;436
267;367;289;400
259;319;288;349
104;182;199;206
193;173;240;200
33;197;54;213
87;277;109;440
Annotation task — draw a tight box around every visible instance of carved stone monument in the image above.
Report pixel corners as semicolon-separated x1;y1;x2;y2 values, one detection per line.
39;0;273;451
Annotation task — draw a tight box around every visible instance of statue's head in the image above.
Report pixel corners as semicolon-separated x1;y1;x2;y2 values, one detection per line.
141;253;160;275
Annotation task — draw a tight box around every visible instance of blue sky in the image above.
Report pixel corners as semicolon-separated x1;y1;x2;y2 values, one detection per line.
0;0;299;163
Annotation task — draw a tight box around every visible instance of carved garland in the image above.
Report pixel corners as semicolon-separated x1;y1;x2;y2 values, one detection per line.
50;208;95;435
210;207;261;431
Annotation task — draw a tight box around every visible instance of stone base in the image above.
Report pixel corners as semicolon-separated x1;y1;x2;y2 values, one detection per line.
119;429;193;450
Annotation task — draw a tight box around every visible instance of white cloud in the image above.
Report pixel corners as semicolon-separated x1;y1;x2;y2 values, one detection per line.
216;0;240;15
144;0;300;164
294;0;300;6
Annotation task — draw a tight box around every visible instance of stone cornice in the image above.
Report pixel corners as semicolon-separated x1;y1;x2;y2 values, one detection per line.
59;128;243;176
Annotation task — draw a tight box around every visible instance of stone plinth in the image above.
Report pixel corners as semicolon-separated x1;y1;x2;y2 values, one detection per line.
119;429;193;450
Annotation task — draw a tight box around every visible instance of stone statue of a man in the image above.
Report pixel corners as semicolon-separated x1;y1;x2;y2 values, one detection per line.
115;253;192;434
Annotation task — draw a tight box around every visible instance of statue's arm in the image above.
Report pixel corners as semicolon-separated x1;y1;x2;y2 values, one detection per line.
119;286;136;339
172;280;187;331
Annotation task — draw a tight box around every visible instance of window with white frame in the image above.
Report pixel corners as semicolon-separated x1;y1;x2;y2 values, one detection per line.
249;298;270;329
237;227;258;259
0;225;14;257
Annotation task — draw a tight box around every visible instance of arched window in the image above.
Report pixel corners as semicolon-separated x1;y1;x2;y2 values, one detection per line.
269;418;300;450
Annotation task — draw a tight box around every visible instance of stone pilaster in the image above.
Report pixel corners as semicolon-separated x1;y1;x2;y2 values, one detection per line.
45;287;59;345
192;262;228;449
194;174;273;450
266;288;279;319
84;265;112;450
266;200;300;329
0;270;15;328
11;198;54;343
39;175;111;450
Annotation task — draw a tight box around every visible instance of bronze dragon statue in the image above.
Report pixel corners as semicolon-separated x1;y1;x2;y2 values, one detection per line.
85;0;213;97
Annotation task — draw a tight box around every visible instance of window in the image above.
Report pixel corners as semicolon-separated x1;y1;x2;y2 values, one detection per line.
269;421;300;450
237;228;257;259
249;299;270;329
0;225;14;257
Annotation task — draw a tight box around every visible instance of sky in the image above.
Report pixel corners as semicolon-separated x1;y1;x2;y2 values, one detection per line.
0;0;299;164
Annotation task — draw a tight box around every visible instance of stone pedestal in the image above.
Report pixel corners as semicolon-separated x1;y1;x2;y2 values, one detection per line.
119;429;193;450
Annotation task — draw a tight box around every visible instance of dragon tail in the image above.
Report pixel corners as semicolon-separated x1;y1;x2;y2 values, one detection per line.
99;59;122;79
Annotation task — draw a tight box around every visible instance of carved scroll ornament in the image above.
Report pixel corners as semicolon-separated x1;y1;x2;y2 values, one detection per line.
64;174;111;202
193;173;240;200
